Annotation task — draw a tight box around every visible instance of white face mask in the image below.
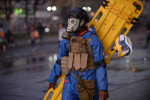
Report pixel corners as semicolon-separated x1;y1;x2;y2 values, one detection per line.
67;18;85;32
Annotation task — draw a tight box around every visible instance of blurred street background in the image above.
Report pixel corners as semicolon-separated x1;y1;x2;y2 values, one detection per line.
0;0;150;100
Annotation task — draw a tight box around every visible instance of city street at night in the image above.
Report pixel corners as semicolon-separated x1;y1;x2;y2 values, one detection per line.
0;0;150;100
0;30;150;100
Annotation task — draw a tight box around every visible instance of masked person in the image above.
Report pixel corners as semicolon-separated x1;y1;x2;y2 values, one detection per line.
48;8;109;100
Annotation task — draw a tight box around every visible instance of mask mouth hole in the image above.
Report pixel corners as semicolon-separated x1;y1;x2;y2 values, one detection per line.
67;29;72;33
67;30;71;32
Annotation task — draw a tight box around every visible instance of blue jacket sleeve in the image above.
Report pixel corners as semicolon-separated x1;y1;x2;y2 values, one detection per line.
49;39;69;83
91;34;108;91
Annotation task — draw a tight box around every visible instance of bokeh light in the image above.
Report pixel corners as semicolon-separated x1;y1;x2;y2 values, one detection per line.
52;6;57;11
45;28;50;32
47;6;51;11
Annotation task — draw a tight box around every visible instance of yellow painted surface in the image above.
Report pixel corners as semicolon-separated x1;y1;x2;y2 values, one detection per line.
88;0;144;64
43;75;65;100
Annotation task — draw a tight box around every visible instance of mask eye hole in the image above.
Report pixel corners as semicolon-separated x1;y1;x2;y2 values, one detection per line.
71;20;75;24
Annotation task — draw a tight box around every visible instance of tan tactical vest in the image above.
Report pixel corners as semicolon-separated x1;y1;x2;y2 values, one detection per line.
61;36;96;75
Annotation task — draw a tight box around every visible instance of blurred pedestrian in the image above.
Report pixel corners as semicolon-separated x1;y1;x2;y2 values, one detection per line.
30;26;39;50
145;23;150;48
37;23;44;44
6;30;15;47
0;24;7;55
58;23;66;41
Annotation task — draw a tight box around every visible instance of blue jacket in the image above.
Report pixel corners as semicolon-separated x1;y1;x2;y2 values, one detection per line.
49;28;108;91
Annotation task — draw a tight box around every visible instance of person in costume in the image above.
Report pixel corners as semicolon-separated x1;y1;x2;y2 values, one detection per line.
48;8;109;100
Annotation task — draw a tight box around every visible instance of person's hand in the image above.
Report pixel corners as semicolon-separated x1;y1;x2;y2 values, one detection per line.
99;90;109;100
48;83;56;90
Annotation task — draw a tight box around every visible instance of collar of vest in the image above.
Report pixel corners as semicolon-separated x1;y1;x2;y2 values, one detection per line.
75;26;89;36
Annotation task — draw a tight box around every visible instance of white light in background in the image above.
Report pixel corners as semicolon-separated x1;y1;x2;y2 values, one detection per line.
52;6;57;11
83;7;87;11
47;6;51;11
45;28;50;32
53;54;57;61
86;7;91;12
87;7;91;12
48;56;53;62
52;16;59;21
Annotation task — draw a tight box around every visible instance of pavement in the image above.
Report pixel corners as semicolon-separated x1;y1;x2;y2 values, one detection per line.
0;30;150;100
15;37;58;47
2;36;59;59
109;78;150;100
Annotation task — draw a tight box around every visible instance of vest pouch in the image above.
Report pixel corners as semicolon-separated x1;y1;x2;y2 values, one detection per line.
68;53;74;70
81;53;88;70
73;53;81;70
69;36;97;71
77;78;95;100
61;56;70;75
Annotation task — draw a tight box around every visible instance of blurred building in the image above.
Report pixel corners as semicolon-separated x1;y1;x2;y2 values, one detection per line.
0;0;149;34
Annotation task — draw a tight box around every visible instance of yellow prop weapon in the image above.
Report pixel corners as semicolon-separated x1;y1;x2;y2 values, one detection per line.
44;0;144;99
43;75;65;100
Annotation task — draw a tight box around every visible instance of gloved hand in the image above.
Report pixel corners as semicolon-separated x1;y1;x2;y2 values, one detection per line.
99;90;109;100
48;83;56;90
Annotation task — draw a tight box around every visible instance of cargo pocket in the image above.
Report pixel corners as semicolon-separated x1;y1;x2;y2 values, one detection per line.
77;78;95;100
